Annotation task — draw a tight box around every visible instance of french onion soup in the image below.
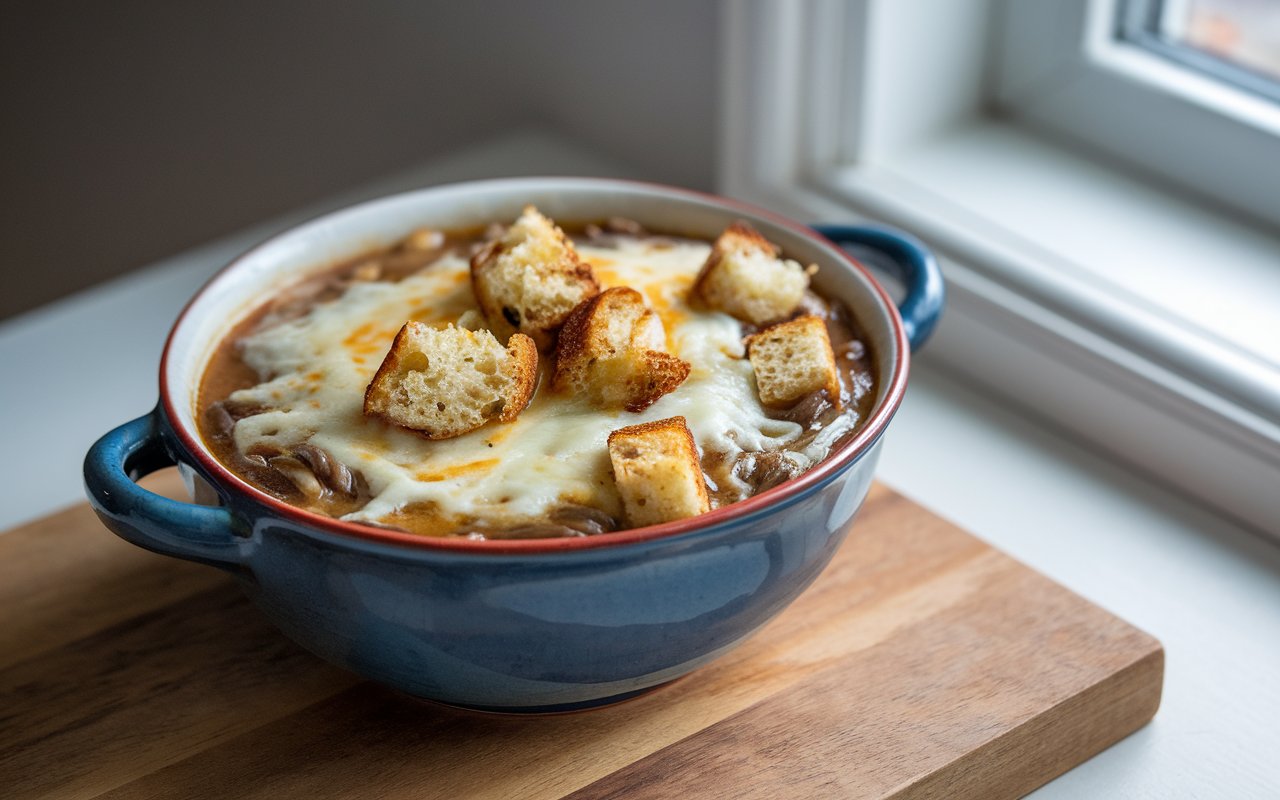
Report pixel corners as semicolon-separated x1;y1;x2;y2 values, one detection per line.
197;208;877;539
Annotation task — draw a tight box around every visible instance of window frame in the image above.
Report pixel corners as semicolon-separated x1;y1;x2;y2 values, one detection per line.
1118;0;1280;105
719;0;1280;538
993;0;1280;230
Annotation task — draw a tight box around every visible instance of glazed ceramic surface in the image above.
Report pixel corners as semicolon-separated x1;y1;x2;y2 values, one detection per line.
85;178;943;711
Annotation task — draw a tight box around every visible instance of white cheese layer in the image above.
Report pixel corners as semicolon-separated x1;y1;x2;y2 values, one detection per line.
227;238;809;530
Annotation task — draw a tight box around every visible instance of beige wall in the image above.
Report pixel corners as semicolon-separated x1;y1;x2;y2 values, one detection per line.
0;1;718;319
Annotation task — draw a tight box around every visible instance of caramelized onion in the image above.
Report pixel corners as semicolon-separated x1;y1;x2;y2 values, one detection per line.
734;451;805;494
292;443;359;499
549;505;619;536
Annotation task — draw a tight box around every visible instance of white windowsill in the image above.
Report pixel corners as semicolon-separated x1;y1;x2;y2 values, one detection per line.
739;117;1280;538
827;119;1280;370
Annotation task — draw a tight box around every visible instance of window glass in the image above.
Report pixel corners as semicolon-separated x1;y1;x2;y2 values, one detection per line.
1162;0;1280;80
1123;0;1280;99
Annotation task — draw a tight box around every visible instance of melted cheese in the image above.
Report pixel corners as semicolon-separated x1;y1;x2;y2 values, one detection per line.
227;238;812;530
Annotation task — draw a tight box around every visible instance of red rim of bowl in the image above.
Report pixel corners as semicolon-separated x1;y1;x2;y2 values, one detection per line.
159;177;911;555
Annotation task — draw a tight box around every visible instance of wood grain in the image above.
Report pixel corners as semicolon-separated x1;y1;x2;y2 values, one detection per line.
0;476;1162;800
0;471;226;670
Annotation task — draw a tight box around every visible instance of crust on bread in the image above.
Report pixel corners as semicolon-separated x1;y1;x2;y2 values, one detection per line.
469;206;600;350
554;286;690;412
363;322;538;439
498;331;538;422
607;415;711;527
745;315;842;409
692;221;812;325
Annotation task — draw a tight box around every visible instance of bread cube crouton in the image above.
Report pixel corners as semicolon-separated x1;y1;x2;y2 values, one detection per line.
470;206;600;350
693;221;812;325
363;322;537;439
553;287;691;412
746;315;842;409
607;416;711;527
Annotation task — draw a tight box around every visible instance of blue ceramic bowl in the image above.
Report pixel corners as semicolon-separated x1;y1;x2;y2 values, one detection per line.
84;178;942;712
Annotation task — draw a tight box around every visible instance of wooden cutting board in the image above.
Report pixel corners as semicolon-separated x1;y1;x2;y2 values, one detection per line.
0;472;1162;800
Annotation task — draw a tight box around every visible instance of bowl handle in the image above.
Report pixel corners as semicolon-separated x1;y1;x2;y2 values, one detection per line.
84;410;248;569
810;224;944;352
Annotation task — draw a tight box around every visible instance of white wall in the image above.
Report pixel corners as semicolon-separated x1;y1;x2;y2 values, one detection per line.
0;0;719;319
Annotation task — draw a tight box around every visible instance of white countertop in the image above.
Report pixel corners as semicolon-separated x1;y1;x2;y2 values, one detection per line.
3;131;1277;798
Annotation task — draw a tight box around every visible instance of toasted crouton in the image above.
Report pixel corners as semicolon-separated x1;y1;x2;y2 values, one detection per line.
554;287;690;412
607;416;710;527
470;206;600;350
693;221;812;325
746;315;842;409
363;322;537;439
